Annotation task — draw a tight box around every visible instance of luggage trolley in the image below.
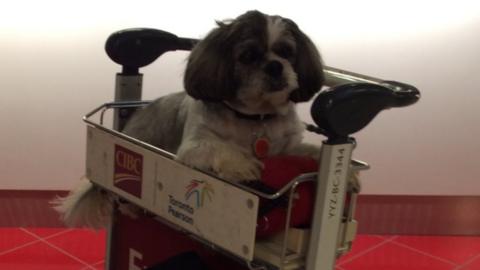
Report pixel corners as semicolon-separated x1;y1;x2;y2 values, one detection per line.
83;28;420;270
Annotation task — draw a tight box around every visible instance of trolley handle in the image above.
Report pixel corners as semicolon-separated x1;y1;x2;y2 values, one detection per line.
105;28;198;74
309;82;420;142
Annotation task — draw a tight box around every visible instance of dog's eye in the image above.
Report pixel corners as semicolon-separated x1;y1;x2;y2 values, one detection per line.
239;47;262;64
274;44;295;59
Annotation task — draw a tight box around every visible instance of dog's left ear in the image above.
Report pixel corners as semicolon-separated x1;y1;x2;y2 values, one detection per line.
287;21;325;103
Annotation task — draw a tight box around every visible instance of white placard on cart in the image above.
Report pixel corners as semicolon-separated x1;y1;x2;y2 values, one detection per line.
85;125;259;261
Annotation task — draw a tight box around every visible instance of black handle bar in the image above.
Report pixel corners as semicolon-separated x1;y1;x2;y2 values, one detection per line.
310;82;420;142
105;28;198;74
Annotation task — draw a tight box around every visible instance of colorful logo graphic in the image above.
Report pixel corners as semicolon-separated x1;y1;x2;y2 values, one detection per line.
114;145;143;198
185;180;214;208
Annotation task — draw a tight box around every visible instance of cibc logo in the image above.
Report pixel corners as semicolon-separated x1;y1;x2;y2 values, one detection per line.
114;145;143;198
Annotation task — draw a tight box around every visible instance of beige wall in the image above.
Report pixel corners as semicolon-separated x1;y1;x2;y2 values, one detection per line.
1;1;479;194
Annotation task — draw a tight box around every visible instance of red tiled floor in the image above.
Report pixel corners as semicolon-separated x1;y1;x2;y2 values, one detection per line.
1;228;480;270
339;241;456;270
24;228;71;239
337;235;387;265
460;255;480;270
79;260;105;270
0;228;37;254
394;235;480;265
0;240;88;270
89;261;105;270
36;229;106;265
0;228;105;270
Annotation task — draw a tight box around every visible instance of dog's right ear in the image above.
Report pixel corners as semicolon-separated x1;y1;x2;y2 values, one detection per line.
184;23;237;102
285;19;324;103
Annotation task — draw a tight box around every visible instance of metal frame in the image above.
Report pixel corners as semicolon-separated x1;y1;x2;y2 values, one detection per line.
84;103;367;204
88;25;420;269
84;102;368;270
85;65;405;270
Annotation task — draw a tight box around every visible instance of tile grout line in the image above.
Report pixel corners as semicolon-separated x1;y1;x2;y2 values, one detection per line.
389;240;458;266
22;227;75;241
337;236;399;266
0;238;41;257
0;228;77;257
81;259;105;270
452;252;480;270
20;228;96;270
0;227;74;257
372;235;390;240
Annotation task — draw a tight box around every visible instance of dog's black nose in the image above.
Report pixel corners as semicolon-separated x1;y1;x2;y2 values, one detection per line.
264;60;283;77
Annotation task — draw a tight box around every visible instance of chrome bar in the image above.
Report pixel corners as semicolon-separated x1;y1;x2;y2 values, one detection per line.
324;66;384;86
113;74;143;130
324;66;414;94
351;159;370;171
280;180;303;269
84;102;368;203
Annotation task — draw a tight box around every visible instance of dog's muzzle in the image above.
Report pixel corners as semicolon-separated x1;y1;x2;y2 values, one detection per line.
264;60;289;92
264;60;283;78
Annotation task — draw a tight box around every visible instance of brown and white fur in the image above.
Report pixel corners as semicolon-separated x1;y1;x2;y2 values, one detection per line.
53;10;324;228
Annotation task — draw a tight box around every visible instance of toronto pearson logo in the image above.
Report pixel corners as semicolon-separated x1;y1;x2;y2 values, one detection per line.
113;145;143;198
168;180;214;225
185;180;214;208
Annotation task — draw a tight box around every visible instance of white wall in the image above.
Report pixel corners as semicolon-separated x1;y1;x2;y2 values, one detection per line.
1;0;479;194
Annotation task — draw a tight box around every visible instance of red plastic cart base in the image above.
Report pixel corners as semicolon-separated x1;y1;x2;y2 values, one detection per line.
109;211;249;270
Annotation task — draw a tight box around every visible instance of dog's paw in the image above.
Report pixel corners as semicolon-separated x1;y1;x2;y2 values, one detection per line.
213;154;263;182
176;140;263;182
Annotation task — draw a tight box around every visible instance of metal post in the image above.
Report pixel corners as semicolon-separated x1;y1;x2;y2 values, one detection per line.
113;73;143;131
107;71;142;270
306;141;354;270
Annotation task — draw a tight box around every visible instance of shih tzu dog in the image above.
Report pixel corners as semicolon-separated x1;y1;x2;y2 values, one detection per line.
54;10;324;228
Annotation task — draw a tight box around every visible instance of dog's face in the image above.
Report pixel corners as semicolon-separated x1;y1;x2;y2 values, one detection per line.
184;10;324;114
